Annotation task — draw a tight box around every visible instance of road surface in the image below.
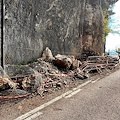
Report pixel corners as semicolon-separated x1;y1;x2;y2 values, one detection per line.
24;69;120;120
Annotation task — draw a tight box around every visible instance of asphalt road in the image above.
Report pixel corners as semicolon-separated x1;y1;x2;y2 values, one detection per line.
34;69;120;120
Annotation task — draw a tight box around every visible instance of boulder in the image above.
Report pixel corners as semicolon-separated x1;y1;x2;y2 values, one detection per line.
0;77;18;89
22;74;42;93
22;77;35;92
72;60;82;69
54;54;73;69
68;55;75;62
38;47;55;62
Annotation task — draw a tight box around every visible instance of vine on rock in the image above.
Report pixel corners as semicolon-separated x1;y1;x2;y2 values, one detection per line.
102;9;111;42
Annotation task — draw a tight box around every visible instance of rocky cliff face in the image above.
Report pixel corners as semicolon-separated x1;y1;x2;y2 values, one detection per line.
81;0;104;59
3;0;116;64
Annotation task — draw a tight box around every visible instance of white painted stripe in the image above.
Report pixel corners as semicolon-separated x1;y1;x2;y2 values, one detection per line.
14;80;92;120
14;90;73;120
92;78;100;83
73;80;91;91
24;112;42;120
65;89;82;98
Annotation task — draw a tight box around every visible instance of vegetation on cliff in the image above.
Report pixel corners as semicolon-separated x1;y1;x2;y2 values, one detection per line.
102;0;118;42
102;9;111;42
116;48;120;54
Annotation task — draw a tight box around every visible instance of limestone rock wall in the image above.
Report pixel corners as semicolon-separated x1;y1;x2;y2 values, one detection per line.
2;0;112;64
5;0;43;64
82;0;104;56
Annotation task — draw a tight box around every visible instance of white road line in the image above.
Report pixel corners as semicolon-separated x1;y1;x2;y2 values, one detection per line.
73;80;92;91
65;89;82;98
14;90;73;120
24;112;43;120
92;78;100;83
14;80;92;120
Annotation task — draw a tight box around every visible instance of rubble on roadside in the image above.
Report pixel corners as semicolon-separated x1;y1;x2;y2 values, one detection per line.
0;47;119;98
38;47;55;62
54;54;82;70
54;54;73;69
0;73;18;89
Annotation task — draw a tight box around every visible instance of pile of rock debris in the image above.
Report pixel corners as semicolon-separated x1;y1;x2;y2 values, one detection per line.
0;47;119;98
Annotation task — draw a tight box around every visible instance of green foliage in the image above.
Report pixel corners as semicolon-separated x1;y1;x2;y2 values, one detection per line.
116;48;120;54
27;58;37;64
102;0;119;40
102;9;111;42
19;61;27;65
19;58;37;65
